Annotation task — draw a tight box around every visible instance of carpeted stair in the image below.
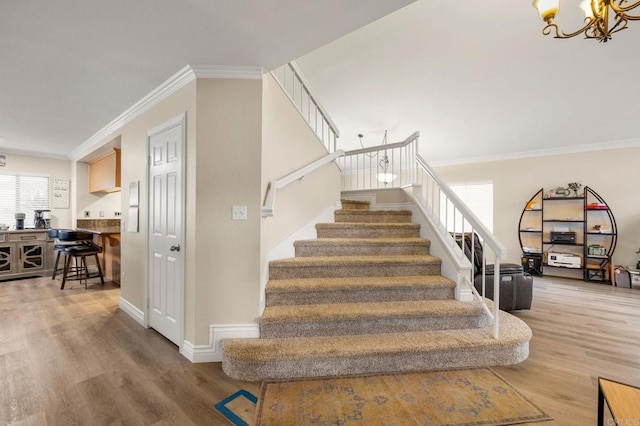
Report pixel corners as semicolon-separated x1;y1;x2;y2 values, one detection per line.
222;199;531;381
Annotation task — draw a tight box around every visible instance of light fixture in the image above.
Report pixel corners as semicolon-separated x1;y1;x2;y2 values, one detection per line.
377;154;396;185
357;131;397;186
533;0;640;42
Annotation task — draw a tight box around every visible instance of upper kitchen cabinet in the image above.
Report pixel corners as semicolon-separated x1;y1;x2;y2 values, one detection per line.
89;148;121;193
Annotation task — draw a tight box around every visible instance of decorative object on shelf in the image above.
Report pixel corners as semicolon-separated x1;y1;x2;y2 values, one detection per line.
636;248;640;269
554;186;571;197
532;0;640;42
567;182;582;197
526;200;541;210
587;202;608;210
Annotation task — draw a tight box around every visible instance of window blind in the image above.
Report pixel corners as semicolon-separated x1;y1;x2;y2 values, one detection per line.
0;173;50;226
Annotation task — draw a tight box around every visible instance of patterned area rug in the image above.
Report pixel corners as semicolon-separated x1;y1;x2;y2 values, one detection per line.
255;368;552;425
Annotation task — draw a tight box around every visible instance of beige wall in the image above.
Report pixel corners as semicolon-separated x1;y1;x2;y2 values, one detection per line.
260;73;342;282
75;161;122;221
192;78;263;343
0;153;72;228
82;81;198;328
434;146;640;268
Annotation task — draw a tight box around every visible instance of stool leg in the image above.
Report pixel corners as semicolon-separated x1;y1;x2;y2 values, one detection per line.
52;251;61;279
61;254;72;290
94;253;105;285
82;256;89;289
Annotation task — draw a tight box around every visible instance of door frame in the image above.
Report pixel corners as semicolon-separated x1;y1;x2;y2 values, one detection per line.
145;112;187;349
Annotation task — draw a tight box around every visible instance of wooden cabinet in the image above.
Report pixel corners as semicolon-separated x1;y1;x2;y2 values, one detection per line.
89;148;121;193
0;230;53;281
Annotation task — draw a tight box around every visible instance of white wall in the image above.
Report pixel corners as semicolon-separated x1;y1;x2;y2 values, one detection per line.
434;146;640;269
0;153;72;228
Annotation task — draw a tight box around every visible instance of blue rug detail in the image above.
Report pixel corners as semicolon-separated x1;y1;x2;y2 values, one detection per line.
214;389;258;426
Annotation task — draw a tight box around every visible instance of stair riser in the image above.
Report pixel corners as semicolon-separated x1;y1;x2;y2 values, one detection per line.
341;201;369;210
316;228;420;239
222;344;529;381
261;315;490;338
295;243;430;257
266;287;455;306
269;263;441;280
334;213;412;223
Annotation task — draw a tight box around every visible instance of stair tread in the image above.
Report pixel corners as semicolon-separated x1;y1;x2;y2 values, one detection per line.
335;210;412;215
266;275;455;293
340;198;370;205
294;238;429;246
262;299;484;322
224;310;531;362
317;223;419;228
270;255;440;267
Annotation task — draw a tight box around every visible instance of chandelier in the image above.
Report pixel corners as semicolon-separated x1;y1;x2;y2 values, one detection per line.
533;0;640;42
357;131;396;186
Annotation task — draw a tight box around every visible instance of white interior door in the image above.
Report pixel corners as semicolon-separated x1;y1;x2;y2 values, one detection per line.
147;114;185;346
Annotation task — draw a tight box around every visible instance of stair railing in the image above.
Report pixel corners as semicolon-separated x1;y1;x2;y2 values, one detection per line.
339;131;506;338
263;150;345;218
339;131;419;191
271;61;340;153
410;155;506;338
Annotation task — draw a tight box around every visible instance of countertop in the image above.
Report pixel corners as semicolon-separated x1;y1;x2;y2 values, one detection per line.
76;227;121;235
0;228;48;233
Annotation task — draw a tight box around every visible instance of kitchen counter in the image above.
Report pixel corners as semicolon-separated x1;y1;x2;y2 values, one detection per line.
76;227;121;235
0;228;49;234
75;220;121;285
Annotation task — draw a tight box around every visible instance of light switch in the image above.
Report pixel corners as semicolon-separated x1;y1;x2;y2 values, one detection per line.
232;205;247;221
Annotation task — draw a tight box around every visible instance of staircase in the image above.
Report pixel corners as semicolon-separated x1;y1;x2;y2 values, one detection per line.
222;199;531;381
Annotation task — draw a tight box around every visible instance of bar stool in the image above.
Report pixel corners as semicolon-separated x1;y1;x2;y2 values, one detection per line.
56;230;105;290
48;229;87;279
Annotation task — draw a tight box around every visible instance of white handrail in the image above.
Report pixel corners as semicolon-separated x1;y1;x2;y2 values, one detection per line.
340;132;419;191
270;62;340;153
340;131;506;339
416;155;506;260
262;150;345;218
412;155;504;338
344;131;420;156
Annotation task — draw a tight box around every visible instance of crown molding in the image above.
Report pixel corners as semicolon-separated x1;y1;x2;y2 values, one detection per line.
69;64;264;161
191;65;264;79
429;137;640;168
0;146;70;161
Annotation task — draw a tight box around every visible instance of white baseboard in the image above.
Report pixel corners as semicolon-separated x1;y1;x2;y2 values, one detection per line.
119;297;145;326
180;323;260;363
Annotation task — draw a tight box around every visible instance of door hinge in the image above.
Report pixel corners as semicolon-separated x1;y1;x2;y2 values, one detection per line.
148;156;152;166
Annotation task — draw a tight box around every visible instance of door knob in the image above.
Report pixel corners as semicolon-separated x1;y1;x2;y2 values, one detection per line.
170;244;180;252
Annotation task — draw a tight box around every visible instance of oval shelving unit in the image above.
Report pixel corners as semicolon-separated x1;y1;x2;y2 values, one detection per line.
517;186;617;283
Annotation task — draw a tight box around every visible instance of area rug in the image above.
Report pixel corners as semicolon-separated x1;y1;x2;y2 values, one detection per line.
254;368;552;425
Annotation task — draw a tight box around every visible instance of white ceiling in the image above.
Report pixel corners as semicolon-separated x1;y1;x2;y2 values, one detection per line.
0;0;414;159
297;0;640;165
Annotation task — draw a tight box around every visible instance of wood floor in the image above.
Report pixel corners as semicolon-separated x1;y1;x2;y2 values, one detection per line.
1;275;639;425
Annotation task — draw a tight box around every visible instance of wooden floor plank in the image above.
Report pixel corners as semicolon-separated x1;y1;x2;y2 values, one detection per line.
1;275;639;424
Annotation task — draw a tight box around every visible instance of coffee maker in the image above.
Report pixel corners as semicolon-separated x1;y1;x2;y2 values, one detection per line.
34;209;50;229
15;212;25;230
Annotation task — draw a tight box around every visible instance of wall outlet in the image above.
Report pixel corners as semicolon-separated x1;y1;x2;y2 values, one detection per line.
232;205;247;221
99;211;104;217
84;211;90;217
